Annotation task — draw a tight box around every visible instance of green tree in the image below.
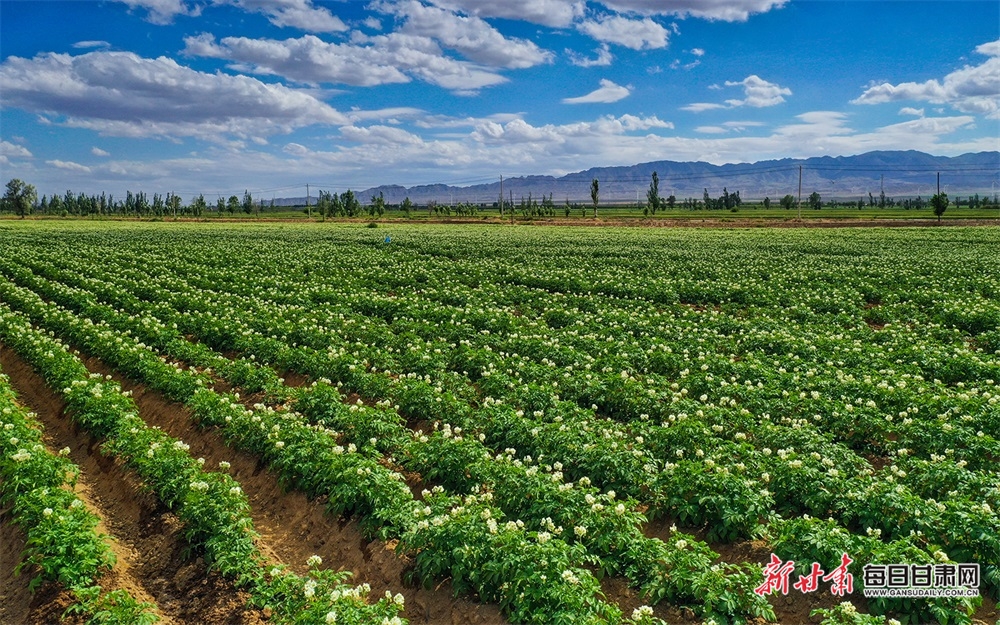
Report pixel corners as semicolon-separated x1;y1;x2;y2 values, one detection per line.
762;196;771;210
316;191;331;220
371;191;385;217
341;190;360;217
647;171;661;215
242;190;253;215
590;178;599;218
779;194;796;210
152;193;165;216
3;179;37;218
215;196;225;216
808;191;822;210
167;192;182;218
931;192;948;222
191;194;207;217
227;195;239;215
401;196;414;218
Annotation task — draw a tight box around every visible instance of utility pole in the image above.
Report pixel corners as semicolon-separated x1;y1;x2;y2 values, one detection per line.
937;172;941;196
499;174;504;218
797;165;802;220
306;183;311;217
510;190;514;224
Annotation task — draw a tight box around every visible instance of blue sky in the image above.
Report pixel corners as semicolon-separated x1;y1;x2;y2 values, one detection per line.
1;0;998;199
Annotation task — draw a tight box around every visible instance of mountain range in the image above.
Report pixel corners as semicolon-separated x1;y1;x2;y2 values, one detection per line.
275;151;999;206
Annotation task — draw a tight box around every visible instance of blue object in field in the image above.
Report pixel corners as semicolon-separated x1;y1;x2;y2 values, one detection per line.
384;236;392;243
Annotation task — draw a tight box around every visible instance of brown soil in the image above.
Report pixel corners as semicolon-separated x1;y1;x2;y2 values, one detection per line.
76;353;505;624
0;345;266;625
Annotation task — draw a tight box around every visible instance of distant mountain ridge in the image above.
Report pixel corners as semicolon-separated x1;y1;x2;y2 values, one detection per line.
274;151;999;206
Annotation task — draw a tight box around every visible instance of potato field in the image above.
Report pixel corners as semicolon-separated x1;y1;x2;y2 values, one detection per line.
0;221;998;625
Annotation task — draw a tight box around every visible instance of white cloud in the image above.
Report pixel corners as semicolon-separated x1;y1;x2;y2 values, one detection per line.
853;39;1000;118
374;1;553;69
577;14;669;50
184;34;409;86
427;0;586;28
1;140;33;159
73;41;112;50
690;47;705;56
567;44;614;67
185;32;510;92
696;120;766;133
0;51;347;142
898;107;924;117
47;159;92;173
724;75;791;107
113;0;199;24
562;79;631;104
339;124;426;146
225;0;347;32
363;16;383;30
680;102;726;112
684;75;789;111
597;0;788;22
113;0;346;31
91;147;111;157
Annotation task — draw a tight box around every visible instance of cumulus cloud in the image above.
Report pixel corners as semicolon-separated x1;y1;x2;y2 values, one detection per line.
471;114;670;146
226;0;348;32
112;0;199;24
185;30;513;92
91;147;111;156
1;140;33;159
898;107;925;117
567;44;614;67
112;0;348;31
47;159;92;173
376;1;554;68
683;75;789;111
0;51;347;142
853;39;1000;118
724;75;791;107
597;0;787;22
339;124;426;146
577;14;669;50
427;0;586;28
562;79;632;104
184;34;409;86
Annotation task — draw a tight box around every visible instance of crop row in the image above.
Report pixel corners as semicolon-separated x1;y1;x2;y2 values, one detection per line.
6;248;994;573
0;256;780;621
0;366;159;625
0;275;670;624
0;232;992;622
0;303;406;625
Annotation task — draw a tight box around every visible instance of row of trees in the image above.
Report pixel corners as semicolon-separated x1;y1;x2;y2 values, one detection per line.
3;178;992;221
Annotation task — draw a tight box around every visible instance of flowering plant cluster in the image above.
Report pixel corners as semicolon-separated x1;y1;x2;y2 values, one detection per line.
0;303;405;625
0;370;159;624
2;222;998;624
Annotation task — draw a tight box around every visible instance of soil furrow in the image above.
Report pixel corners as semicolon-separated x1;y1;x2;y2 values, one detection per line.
0;345;266;625
75;352;505;624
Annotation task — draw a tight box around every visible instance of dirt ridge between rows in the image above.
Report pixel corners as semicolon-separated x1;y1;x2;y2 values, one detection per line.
75;351;505;624
0;344;266;625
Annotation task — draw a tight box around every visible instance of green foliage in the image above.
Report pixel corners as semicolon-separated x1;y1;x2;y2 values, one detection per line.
3;178;37;218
